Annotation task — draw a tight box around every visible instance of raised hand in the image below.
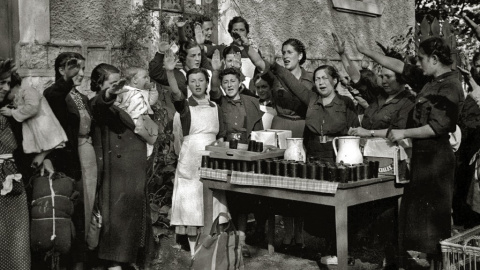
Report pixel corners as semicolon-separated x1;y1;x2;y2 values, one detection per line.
463;13;480;41
260;42;276;65
332;32;346;55
108;79;128;96
351;32;368;54
195;24;205;45
163;49;179;71
212;49;222;71
158;33;171;53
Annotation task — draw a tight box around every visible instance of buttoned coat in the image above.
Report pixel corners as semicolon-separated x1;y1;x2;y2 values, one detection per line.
90;90;152;264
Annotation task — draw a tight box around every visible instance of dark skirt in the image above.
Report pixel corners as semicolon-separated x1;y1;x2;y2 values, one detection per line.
399;136;455;255
271;115;305;138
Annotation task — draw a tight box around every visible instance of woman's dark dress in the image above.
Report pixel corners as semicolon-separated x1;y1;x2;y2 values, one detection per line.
400;64;464;254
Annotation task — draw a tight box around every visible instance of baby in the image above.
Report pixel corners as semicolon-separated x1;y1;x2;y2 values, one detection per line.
115;67;159;156
0;71;67;166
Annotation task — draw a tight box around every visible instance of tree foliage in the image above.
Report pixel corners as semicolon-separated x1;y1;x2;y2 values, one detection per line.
415;0;480;61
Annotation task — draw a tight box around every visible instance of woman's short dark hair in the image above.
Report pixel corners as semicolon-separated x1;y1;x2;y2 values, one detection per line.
419;37;453;66
222;45;242;60
227;16;249;35
178;40;201;65
254;74;274;88
54;52;85;81
90;63;120;92
186;68;210;84
219;67;242;82
282;38;307;65
314;65;340;87
195;16;213;26
0;59;15;80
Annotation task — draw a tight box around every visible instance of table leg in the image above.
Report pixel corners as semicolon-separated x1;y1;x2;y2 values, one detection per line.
335;205;348;269
267;215;275;255
396;196;403;268
203;184;214;234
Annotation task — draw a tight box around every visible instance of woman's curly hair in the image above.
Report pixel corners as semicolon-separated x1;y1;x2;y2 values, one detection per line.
282;38;307;66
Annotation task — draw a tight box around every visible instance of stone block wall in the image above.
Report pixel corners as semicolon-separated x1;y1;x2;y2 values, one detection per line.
218;0;415;73
17;0;157;97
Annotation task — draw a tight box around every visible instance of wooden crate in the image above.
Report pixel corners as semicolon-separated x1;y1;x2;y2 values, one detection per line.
205;141;285;161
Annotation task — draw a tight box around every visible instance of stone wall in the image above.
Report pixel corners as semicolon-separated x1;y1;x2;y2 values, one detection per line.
17;0;157;97
217;0;415;73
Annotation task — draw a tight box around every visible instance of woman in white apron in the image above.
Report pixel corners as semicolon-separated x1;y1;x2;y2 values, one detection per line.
148;39;213;155
164;49;228;257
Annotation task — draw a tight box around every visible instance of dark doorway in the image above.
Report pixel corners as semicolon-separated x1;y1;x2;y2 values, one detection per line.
0;0;19;59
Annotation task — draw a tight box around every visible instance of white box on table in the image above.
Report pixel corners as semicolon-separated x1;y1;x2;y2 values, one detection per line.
250;129;292;149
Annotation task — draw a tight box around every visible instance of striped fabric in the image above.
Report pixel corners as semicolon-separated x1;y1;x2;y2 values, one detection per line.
230;171;338;194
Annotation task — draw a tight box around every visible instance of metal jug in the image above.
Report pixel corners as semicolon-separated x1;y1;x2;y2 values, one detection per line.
284;138;306;162
332;136;363;164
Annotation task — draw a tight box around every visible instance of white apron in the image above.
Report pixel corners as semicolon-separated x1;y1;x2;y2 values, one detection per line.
173;69;212;155
170;102;229;226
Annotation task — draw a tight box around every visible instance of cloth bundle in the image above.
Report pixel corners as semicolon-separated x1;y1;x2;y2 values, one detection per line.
30;172;77;254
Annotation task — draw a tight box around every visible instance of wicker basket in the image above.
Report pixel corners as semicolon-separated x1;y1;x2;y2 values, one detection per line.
441;225;480;270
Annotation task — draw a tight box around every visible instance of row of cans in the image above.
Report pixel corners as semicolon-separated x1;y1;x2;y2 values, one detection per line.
201;156;380;183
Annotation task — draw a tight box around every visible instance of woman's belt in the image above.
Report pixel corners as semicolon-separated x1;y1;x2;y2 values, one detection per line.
307;136;336;143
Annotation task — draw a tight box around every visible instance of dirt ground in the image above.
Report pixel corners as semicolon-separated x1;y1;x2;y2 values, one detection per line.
150;217;387;270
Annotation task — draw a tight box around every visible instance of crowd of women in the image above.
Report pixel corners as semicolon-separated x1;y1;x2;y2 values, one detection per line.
2;10;480;270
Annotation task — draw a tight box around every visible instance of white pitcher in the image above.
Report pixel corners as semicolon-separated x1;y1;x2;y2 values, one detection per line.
284;138;306;162
332;136;363;164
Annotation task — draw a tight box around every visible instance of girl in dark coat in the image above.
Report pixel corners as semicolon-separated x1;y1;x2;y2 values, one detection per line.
89;63;152;269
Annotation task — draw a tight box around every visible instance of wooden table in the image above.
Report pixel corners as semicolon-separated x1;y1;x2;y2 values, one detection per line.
202;175;404;269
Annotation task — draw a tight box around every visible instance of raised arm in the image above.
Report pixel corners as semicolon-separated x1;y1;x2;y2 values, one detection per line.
352;34;404;74
176;19;188;43
270;62;313;105
242;38;269;72
333;33;361;83
463;13;480;41
209;49;224;101
164;49;183;101
148;35;172;86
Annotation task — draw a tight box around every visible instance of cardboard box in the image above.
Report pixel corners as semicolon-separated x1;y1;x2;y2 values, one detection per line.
363;138;411;183
251;129;292;149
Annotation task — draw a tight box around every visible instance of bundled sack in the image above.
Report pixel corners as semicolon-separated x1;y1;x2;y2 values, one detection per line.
30;172;77;254
191;213;244;270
